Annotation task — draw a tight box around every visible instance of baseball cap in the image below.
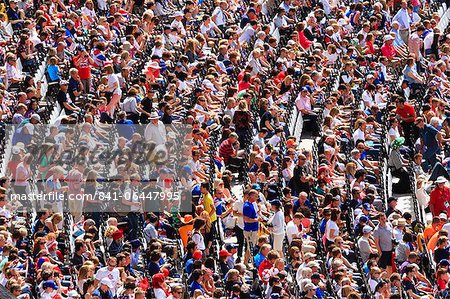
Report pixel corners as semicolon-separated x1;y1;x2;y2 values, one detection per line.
362;203;372;211
359;215;369;223
440;213;448;220
44;280;58;290
193;250;202;260
363;225;373;233
270;199;282;207
251;183;261;190
219;249;232;258
111;230;123;240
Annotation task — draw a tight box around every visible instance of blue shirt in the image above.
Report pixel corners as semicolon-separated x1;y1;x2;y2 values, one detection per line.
47;65;60;82
185;258;194;274
319;218;327;235
243;201;258;231
254;252;265;268
117;119;135;139
422;124;439;151
293;199;313;214
190;281;204;296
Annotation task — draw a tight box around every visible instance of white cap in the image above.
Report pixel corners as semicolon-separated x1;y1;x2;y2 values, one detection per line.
440;213;448;220
363;225;373;233
100;278;114;289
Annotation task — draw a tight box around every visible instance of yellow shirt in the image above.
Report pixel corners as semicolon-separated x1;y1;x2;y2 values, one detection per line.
203;193;217;223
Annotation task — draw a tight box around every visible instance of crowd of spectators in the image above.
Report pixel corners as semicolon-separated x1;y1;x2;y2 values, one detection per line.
0;0;449;298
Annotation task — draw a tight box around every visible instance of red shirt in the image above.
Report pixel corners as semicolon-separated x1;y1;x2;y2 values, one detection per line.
381;43;397;59
366;41;376;55
429;185;450;215
395;103;416;123
258;259;273;283
238;81;251;91
298;31;312;50
218;139;236;164
73;55;92;80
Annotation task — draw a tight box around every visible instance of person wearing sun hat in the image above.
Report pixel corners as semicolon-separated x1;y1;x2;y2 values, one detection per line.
144;110;166;145
429;176;450;216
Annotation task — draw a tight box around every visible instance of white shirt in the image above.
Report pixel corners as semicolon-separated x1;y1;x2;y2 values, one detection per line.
362;91;374;109
107;73;122;95
268;134;281;147
192;231;205;250
95;267;120;296
286;220;299;244
239;26;255;44
212;7;227;26
194;103;207;124
320;0;332;15
268;210;285;235
233;199;244;229
200;21;219;37
274;15;288;29
144;121;167;145
97;0;107;10
423;32;434;51
154;288;168;299
325;220;339;241
81;7;96;26
170;19;186;36
323;51;338;65
353;128;365;143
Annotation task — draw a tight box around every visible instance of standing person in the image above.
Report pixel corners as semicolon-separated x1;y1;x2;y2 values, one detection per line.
212;1;229;32
373;213;394;274
14;153;33;210
324;208;341;250
395;97;416;146
429;176;450;216
267;200;285;257
392;0;410;43
200;182;217;241
232;100;252;147
104;65;122;117
233;189;246;262
66;159;85;222
243;189;259;265
144;111;167;145
73;48;94;94
415;117;443;172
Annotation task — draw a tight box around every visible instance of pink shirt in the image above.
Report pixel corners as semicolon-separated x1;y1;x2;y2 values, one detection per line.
295;94;312;113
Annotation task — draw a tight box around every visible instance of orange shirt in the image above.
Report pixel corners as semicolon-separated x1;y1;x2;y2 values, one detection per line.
179;224;194;248
423;224;441;243
427;231;440;251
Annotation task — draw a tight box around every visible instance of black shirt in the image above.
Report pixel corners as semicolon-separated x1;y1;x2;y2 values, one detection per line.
434;247;450;263
57;90;74;115
260;111;274;132
72;252;85;267
289;165;311;195
140;96;153;114
68;78;81;101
